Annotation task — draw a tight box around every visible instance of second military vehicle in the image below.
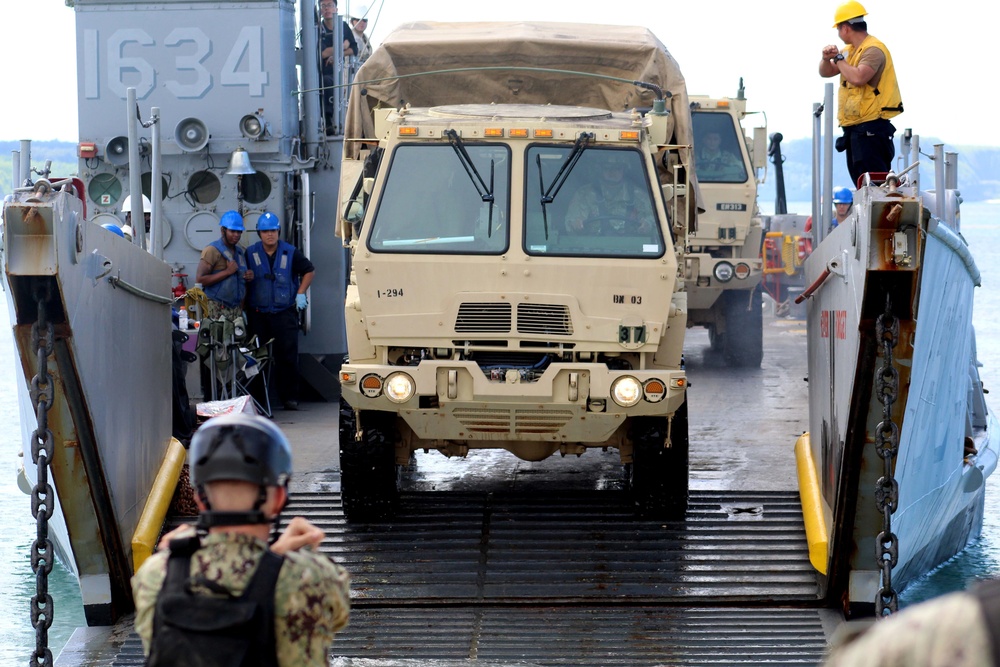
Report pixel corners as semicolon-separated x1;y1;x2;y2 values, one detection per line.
336;22;697;521
686;85;768;367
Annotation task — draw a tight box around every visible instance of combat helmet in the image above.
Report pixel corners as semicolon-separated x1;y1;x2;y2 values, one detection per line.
189;414;292;527
190;414;292;489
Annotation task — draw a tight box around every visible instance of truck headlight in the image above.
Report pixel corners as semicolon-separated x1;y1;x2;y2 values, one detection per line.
384;372;415;403
611;376;642;407
713;261;734;283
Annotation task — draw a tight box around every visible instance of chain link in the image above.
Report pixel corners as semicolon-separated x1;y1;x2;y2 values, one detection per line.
29;287;54;667
874;294;900;617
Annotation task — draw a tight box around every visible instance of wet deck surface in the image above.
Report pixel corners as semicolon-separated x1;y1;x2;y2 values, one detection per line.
57;309;837;666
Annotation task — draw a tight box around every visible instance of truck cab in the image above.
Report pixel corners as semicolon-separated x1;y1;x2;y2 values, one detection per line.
338;100;689;521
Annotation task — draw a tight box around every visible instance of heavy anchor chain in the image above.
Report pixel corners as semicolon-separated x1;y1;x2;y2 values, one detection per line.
874;294;900;617
29;286;55;666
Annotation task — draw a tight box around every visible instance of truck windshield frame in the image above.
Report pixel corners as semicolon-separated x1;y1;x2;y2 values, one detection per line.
367;143;511;254
691;111;749;184
523;145;665;259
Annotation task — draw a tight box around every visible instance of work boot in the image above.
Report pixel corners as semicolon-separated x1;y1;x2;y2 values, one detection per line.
283;400;299;411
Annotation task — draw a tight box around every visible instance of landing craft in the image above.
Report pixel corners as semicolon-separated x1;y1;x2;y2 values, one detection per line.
4;0;351;626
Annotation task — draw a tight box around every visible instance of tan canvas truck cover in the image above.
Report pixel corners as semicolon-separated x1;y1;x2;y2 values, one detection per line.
344;21;695;160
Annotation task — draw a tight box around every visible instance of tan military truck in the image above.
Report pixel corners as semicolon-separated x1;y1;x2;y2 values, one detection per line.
687;86;768;367
336;22;696;521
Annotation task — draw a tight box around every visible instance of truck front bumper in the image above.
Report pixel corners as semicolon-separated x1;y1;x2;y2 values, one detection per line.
340;360;686;443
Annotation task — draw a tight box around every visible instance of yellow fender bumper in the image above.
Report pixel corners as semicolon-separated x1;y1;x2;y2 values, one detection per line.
795;432;829;574
132;438;188;573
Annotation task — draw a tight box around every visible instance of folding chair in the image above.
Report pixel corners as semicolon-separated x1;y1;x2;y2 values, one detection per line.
234;335;274;418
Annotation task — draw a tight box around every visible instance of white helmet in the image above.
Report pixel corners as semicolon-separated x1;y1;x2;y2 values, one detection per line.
121;225;134;241
350;3;368;19
121;194;152;214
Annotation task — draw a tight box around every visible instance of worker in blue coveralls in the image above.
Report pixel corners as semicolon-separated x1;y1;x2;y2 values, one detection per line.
197;210;253;319
246;213;315;411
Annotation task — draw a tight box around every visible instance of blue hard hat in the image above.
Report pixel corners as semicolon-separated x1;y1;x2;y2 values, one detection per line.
220;210;245;231
102;223;125;237
833;187;853;205
256;212;280;232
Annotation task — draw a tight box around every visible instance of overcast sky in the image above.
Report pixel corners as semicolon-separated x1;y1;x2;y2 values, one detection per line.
1;0;993;147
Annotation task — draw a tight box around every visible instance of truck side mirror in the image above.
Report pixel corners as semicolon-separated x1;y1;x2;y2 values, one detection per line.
752;126;768;182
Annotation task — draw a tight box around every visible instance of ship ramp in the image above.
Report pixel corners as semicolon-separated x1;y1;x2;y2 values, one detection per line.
54;316;837;666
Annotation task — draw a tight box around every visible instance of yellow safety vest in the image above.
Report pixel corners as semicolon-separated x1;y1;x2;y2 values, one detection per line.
837;35;903;127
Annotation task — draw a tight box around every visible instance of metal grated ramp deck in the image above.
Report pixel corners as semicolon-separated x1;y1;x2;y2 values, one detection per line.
296;489;821;605
64;489;831;666
107;607;830;666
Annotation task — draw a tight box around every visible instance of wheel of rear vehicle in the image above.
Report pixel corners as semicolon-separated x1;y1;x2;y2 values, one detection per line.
339;400;400;522
628;402;689;520
708;324;725;352
723;286;764;368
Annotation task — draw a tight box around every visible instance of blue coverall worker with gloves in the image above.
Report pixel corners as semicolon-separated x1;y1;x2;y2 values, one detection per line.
246;212;316;411
131;414;351;666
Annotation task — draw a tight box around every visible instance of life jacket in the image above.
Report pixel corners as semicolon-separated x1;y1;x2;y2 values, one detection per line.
247;241;297;313
837;34;903;127
146;536;284;667
203;239;248;308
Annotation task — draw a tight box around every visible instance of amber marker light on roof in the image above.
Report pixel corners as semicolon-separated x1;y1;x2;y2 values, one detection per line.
716;100;730;108
398;127;418;136
484;128;504;137
533;129;553;138
619;130;640;141
509;128;529;138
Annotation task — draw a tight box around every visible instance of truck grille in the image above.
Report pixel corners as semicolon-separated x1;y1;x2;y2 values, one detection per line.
455;302;574;336
453;407;574;434
516;303;573;336
455;302;512;333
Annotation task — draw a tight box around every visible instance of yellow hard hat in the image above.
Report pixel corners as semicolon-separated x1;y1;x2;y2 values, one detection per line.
833;0;867;27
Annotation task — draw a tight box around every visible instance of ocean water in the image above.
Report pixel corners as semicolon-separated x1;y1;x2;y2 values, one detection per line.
0;203;997;662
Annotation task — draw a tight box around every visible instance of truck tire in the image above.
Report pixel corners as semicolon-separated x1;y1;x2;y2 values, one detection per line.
627;401;689;520
339;400;400;521
708;325;725;352
723;286;764;368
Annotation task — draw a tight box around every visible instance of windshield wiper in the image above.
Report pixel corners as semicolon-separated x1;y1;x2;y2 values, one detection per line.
444;129;497;237
538;132;593;239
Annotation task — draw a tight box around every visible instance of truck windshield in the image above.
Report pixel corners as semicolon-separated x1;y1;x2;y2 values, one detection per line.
368;144;510;254
691;111;749;183
524;146;664;258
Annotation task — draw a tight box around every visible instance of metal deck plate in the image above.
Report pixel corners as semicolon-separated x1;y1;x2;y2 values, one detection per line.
305;489;820;605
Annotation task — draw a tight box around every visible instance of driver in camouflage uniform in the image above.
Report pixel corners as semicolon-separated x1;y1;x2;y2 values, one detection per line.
564;152;653;235
696;130;744;181
131;414;351;666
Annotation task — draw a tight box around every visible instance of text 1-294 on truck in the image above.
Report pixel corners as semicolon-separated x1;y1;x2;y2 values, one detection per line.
335;22;699;522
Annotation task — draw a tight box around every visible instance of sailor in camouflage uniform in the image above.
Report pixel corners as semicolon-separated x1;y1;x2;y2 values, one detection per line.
131;414;350;666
